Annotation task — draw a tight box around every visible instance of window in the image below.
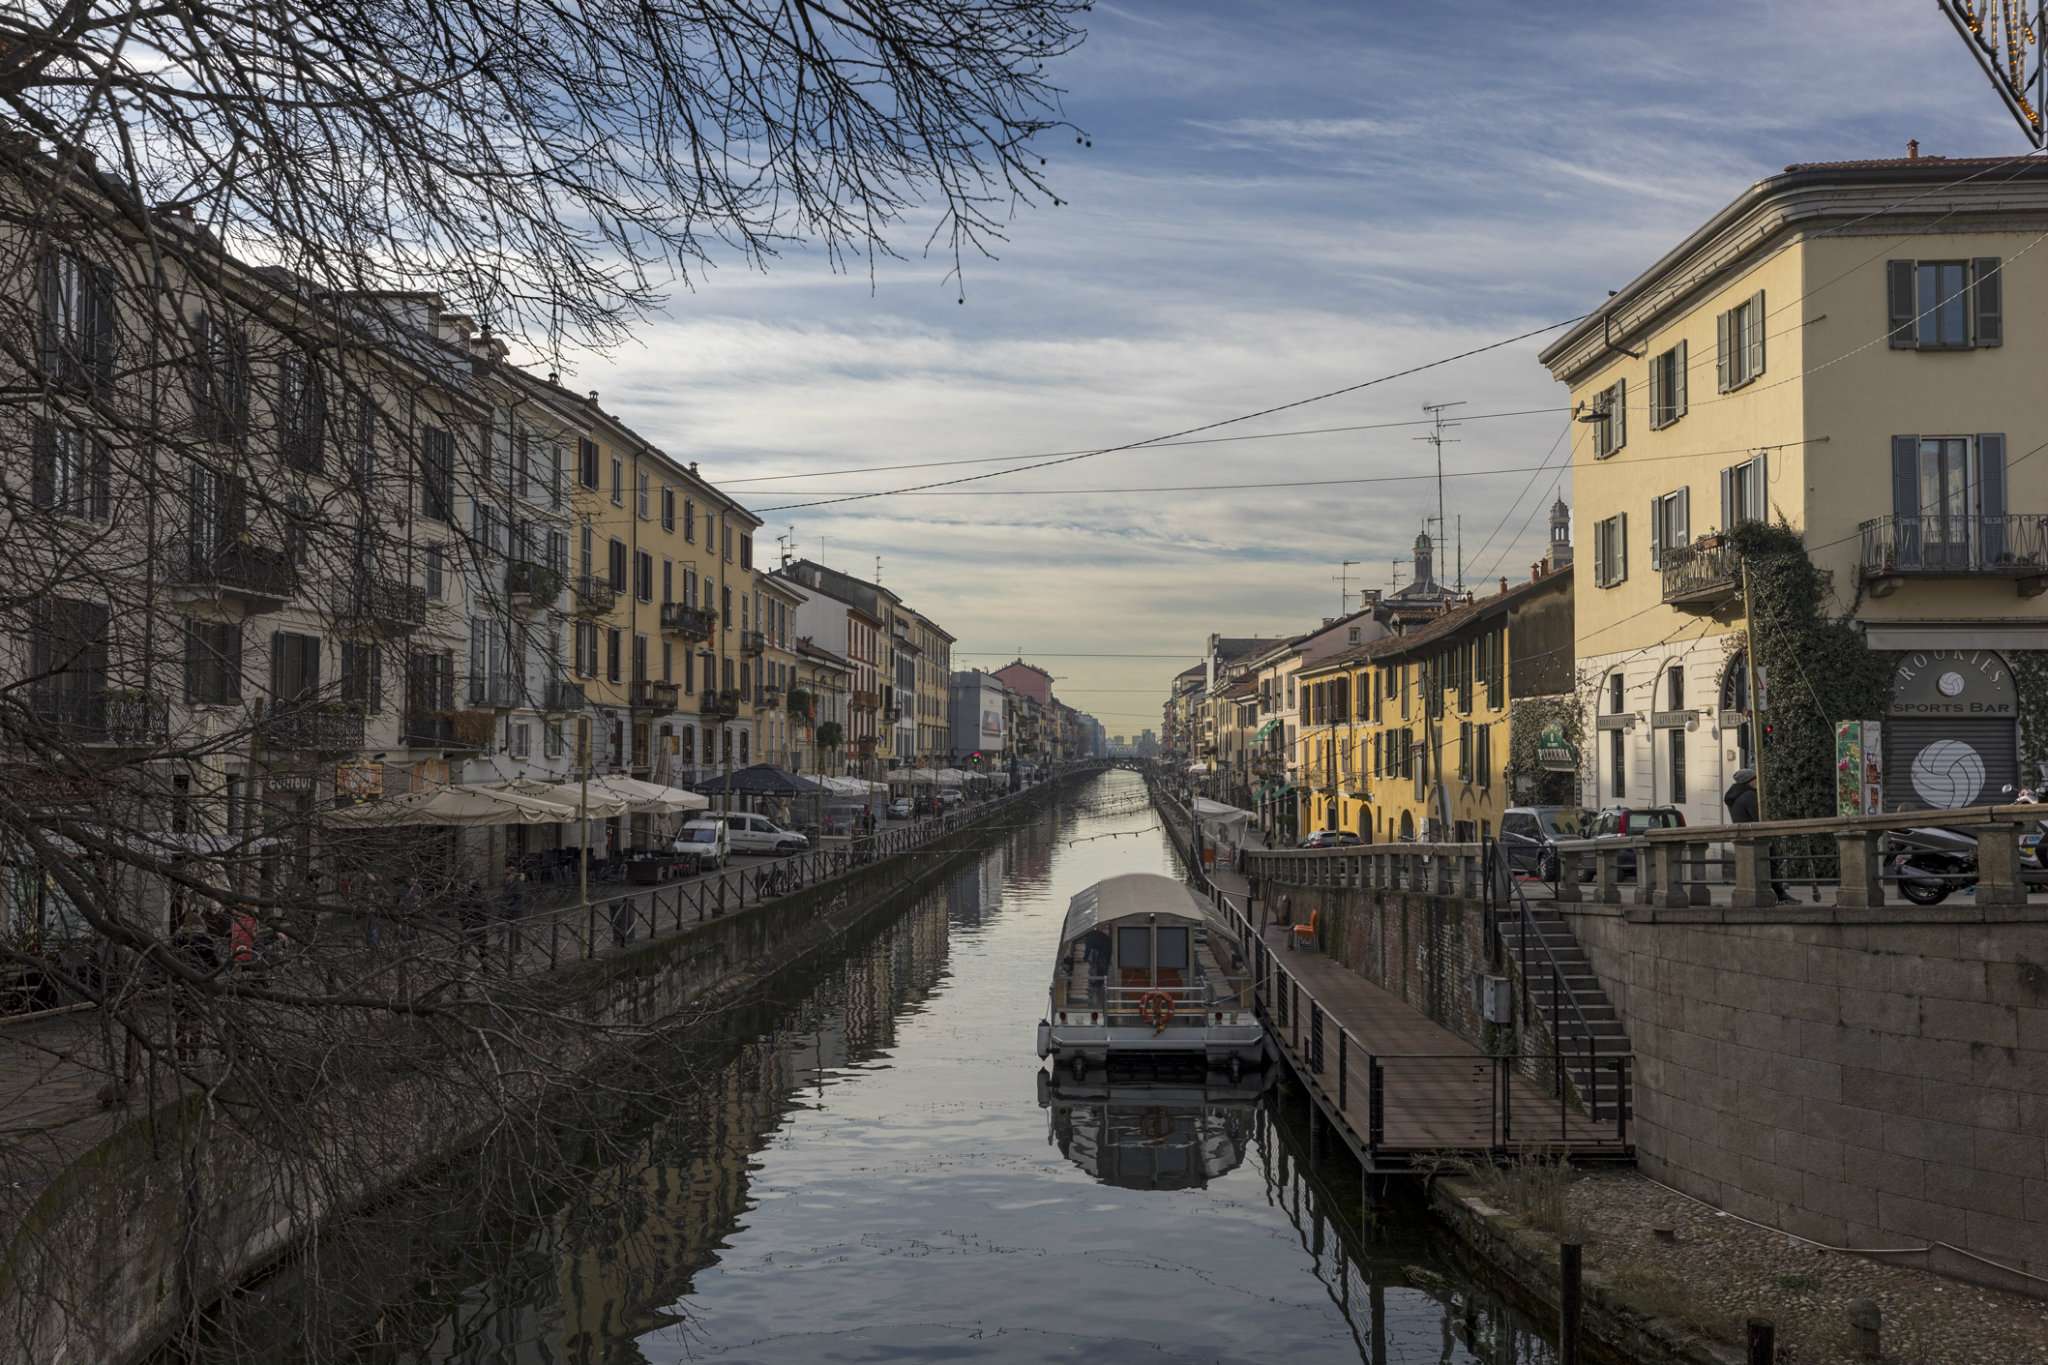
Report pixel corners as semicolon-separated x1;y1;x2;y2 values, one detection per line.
662;559;673;603
721;584;732;626
662;641;673;682
684;648;695;692
1667;726;1686;804
1592;513;1627;587
606;628;621;683
41;251;116;391
1716;290;1765;391
191;312;250;436
1476;723;1492;789
425;544;445;600
271;631;321;701
27;598;109;724
1647;488;1689;570
31;417;109;520
722;524;733;562
352;388;377;486
740;534;753;569
637;471;651;520
421;427;454;522
339;641;382;712
277;351;326;471
549;443;564;508
510;721;531;758
573;621;598;677
610;457;623;506
1649;342;1687;429
1720;454;1767;528
607;538;627;591
578;437;600;489
1608;671;1625;716
1665;665;1685;712
661;485;675;531
545;720;563;758
1609;729;1626;798
1888;257;2002;350
184;620;243;704
1891;434;2007;569
1458;721;1472;781
548;529;569;574
579;524;594;579
632;634;648;683
1592;378;1626;458
634;550;653;602
684;498;696;542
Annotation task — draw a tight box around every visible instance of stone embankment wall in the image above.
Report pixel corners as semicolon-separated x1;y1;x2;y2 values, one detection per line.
1559;900;2048;1293
0;772;1096;1365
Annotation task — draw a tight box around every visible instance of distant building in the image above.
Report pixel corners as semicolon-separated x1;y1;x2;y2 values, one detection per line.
948;670;1009;764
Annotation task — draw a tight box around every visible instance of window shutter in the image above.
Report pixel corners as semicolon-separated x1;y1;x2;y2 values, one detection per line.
1972;258;2002;347
1745;291;1766;379
1980;433;2008;561
1648;497;1662;570
1675;486;1690;546
184;620;202;702
270;630;287;700
90;438;110;520
369;643;383;713
1673;340;1687;418
30;419;53;509
1593;520;1609;586
1721;465;1735;528
1886;260;1916;348
1647;354;1662;427
89;267;116;388
226;624;243;702
1617;512;1628;581
1612;377;1626;450
1716;308;1733;391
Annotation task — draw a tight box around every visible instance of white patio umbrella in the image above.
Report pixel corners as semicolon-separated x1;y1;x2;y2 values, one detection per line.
524;775;707;814
323;785;605;828
933;768;968;786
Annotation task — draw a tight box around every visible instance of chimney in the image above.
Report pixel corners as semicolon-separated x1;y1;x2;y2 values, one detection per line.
547;370;560;385
585;389;599;405
154;201;195;223
1500;576;1508;595
1908;139;1920;160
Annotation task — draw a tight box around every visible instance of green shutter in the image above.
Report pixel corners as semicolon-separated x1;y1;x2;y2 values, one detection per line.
1972;258;2002;347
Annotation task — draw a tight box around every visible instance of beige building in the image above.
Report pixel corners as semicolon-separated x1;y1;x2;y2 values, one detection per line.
1541;151;2048;821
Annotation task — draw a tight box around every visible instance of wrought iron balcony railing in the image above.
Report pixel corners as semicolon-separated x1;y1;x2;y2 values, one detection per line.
630;679;681;711
660;602;718;641
543;679;586;712
335;575;428;632
507;560;565;610
1859;514;2048;596
170;538;298;609
467;675;521;710
258;698;365;754
571;574;617;617
700;687;742;720
29;688;170;748
1660;538;1741;611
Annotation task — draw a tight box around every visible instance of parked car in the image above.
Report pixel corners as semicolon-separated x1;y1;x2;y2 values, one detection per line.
821;803;865;838
1297;830;1362;849
719;813;809;855
1498;806;1589;881
887;797;914;820
937;789;964;809
674;820;730;870
1581;805;1685;880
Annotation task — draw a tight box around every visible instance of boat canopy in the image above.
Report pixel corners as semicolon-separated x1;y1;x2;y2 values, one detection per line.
1057;873;1211;946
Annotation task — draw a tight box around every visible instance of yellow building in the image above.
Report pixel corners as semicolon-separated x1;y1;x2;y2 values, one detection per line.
1297;569;1573;842
548;381;762;803
1540;151;2048;820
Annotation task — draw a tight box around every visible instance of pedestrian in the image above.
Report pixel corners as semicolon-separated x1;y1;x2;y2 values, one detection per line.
1723;767;1792;905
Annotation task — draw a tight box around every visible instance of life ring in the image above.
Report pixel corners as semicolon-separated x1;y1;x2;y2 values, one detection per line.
1138;990;1175;1035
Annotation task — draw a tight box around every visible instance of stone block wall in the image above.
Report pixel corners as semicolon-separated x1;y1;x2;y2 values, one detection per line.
1559;901;2048;1293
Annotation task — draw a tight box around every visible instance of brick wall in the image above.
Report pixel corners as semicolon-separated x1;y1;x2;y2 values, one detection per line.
1277;883;1501;1052
1559;902;2048;1293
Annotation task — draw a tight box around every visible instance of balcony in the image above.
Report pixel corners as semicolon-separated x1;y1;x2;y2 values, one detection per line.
701;687;742;721
571;574;617;617
507;560;565;612
543;679;586;712
1858;514;2048;598
401;709;492;750
257;699;365;755
660;602;717;642
334;575;427;634
30;688;170;750
629;679;681;712
851;689;880;711
741;629;766;657
760;685;784;709
1661;538;1741;612
468;675;522;710
169;538;298;615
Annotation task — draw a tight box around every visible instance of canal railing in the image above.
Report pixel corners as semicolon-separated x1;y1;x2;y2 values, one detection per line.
1151;782;1631;1170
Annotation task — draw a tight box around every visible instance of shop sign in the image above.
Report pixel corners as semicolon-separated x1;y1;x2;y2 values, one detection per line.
1888;650;2015;717
1536;722;1579;772
336;762;384;800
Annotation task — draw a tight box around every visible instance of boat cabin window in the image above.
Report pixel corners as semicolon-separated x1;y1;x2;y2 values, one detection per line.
1114;922;1190;987
1156;927;1189;972
1116;926;1151;970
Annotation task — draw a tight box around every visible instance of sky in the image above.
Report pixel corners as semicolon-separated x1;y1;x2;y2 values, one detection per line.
567;0;2026;739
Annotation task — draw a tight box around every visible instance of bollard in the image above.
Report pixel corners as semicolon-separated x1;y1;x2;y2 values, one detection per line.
1746;1318;1775;1364
1846;1299;1881;1360
1559;1242;1582;1365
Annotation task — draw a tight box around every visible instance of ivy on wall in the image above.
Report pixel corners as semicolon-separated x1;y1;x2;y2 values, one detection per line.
2009;653;2048;788
1505;696;1583;805
1732;521;1890;820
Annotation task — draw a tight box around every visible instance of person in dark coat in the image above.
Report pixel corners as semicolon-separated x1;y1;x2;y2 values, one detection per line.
1724;768;1792;904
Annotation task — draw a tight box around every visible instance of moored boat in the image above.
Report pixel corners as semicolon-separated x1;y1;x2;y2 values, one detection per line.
1034;872;1266;1076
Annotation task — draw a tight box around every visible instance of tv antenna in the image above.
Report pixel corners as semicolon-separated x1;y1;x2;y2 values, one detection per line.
1417;400;1465;590
1333;560;1360;616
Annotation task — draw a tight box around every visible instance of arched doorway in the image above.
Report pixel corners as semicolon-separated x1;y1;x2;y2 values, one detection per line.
1884;650;2020;810
1398;810;1415;841
1356;806;1372;842
1720;653;1753;775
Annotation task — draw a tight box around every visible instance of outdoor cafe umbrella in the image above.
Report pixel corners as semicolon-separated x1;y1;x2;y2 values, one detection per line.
501;775;707;815
692;764;827;797
322;784;614;828
934;768;969;786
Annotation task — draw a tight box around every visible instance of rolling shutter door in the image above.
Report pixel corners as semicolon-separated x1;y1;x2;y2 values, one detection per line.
1881;717;2019;812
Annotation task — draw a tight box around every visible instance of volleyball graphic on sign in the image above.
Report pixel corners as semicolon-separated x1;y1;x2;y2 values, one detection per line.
1910;739;1985;809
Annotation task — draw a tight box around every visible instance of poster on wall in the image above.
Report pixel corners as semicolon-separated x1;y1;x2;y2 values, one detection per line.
1834;720;1883;816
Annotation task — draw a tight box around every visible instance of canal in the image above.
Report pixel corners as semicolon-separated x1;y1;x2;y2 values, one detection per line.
185;770;1561;1364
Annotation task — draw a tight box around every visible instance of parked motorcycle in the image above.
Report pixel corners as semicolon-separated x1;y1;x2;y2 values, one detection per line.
1886;788;2047;905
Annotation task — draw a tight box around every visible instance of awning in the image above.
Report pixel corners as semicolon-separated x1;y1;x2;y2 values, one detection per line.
693;764;828;797
1253;718;1281;742
498;777;706;816
324;785;613;828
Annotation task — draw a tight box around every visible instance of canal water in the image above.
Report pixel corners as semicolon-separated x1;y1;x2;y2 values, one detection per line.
195;770;1560;1364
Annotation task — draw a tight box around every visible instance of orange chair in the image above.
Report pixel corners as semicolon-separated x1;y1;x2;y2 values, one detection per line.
1291;908;1319;953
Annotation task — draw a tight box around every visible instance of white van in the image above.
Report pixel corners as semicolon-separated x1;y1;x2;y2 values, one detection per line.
721;813;810;856
675;820;730;870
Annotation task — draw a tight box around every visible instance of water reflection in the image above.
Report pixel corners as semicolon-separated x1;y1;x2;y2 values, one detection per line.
1038;1070;1263;1190
176;774;1558;1365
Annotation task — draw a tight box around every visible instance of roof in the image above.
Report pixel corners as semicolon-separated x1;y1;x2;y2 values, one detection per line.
1057;873;1211;945
1299;566;1570;676
1780;154;2020;173
1213;637;1287;661
1220;679;1256;700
